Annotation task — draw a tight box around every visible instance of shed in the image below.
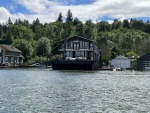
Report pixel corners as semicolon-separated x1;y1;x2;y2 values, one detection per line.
137;53;150;70
111;55;131;69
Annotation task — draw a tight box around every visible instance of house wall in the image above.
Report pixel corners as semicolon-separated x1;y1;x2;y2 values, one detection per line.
137;55;150;70
111;59;131;69
59;36;100;62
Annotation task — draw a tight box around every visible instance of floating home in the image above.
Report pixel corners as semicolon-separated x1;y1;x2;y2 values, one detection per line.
51;36;101;70
0;44;24;67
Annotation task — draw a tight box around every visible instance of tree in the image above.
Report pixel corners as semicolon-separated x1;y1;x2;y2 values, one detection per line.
0;24;3;38
36;37;51;56
112;19;121;30
97;21;110;32
12;39;33;61
73;17;80;26
57;12;63;22
66;9;73;22
123;19;130;28
8;17;13;25
84;20;94;39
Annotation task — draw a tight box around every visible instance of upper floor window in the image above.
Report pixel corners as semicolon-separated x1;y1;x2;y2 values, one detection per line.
66;42;68;49
80;41;83;49
90;43;93;49
73;43;79;50
85;42;87;49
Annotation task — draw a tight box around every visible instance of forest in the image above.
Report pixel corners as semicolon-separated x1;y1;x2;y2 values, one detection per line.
0;10;150;65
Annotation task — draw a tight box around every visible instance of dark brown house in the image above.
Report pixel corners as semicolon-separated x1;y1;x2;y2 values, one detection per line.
137;53;150;70
0;45;24;67
51;36;101;70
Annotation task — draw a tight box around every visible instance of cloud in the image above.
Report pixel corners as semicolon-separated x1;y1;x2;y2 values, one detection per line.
1;0;150;24
0;7;11;23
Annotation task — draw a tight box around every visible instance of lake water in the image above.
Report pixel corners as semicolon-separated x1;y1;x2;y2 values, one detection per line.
0;69;150;113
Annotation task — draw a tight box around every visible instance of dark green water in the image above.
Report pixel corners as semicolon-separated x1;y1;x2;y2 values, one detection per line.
0;69;150;113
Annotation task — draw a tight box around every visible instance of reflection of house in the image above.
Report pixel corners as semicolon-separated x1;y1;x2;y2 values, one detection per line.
51;36;101;70
137;53;150;70
0;45;24;67
111;55;131;69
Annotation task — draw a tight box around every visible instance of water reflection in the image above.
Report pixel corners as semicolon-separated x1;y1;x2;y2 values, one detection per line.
0;69;150;112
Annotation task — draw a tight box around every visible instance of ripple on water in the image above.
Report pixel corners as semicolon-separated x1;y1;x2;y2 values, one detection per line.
0;69;150;112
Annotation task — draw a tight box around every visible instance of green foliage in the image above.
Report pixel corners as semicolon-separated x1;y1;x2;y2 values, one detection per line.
1;14;150;65
36;37;51;56
12;39;33;61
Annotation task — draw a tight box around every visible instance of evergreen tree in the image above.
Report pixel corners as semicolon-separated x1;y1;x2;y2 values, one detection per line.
57;12;63;22
66;9;73;22
8;17;13;25
123;19;130;28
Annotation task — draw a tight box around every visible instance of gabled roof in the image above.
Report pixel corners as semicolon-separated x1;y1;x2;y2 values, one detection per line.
58;35;100;49
138;53;150;60
113;55;129;60
58;35;93;42
0;45;21;53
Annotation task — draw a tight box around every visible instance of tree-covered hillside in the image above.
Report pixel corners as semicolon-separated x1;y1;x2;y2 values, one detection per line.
0;10;150;64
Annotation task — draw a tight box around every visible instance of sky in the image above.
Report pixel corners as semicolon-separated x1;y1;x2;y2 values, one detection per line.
0;0;150;24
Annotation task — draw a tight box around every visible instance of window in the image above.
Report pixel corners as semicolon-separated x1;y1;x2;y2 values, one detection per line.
75;52;80;57
0;48;1;53
5;57;8;63
66;52;73;57
80;41;82;49
66;42;68;49
85;42;87;49
143;60;150;69
0;57;1;63
73;43;76;49
71;41;73;49
81;52;84;57
90;43;93;49
11;57;14;63
77;43;79;49
17;58;19;63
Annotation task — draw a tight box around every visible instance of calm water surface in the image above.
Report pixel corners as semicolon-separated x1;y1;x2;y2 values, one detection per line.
0;69;150;113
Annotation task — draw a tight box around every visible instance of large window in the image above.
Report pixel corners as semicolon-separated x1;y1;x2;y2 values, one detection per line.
75;52;80;57
73;43;79;50
66;51;73;57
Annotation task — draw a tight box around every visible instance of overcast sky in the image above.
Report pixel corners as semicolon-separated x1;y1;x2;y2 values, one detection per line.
0;0;150;24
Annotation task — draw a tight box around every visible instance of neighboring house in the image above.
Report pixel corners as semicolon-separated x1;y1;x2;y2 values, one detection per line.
51;35;101;70
0;44;24;67
111;55;131;69
137;53;150;70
